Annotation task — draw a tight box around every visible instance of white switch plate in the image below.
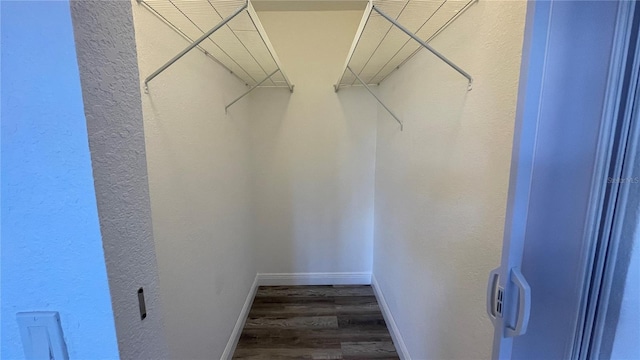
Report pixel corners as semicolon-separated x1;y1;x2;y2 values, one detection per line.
16;311;69;360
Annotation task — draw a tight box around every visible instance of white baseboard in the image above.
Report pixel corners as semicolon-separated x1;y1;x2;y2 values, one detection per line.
257;272;372;286
221;275;259;360
371;274;411;360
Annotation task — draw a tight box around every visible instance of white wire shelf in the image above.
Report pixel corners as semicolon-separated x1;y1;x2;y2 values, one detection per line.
336;0;476;89
139;0;293;91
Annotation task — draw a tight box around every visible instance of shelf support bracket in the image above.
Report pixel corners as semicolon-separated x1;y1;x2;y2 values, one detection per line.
225;69;281;113
372;5;474;90
246;0;295;93
334;0;373;93
348;66;403;131
143;1;248;93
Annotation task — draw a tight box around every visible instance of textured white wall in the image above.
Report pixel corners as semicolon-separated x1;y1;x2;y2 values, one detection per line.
70;2;169;359
248;10;377;274
130;2;256;359
372;1;526;358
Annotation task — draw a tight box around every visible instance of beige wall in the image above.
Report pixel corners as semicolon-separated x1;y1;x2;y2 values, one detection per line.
249;10;378;275
372;1;526;358
131;2;256;358
129;1;526;357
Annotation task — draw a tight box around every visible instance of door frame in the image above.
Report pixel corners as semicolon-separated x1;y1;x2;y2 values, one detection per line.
574;1;640;357
491;1;640;359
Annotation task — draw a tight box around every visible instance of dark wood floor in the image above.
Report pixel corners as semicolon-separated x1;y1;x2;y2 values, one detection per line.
233;285;400;360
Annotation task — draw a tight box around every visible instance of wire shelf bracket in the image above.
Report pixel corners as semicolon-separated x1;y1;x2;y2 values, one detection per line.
334;0;374;93
348;66;403;130
225;69;281;112
335;0;475;130
140;0;294;101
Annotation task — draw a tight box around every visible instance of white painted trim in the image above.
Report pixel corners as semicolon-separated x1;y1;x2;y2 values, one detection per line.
371;274;411;360
257;272;372;286
221;275;259;360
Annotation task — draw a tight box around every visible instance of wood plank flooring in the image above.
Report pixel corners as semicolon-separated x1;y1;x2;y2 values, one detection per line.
233;285;400;360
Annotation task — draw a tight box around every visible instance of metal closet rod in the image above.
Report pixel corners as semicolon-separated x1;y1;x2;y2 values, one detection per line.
142;0;294;94
372;5;473;89
137;0;241;81
335;4;474;131
144;2;248;92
